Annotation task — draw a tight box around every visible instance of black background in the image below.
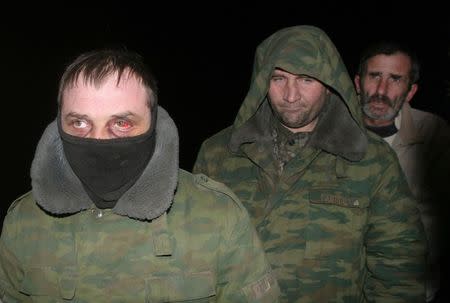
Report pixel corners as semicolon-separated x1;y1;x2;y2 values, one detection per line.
2;3;449;223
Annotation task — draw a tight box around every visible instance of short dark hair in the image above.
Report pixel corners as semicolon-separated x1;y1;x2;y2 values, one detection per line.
357;41;420;87
58;48;158;108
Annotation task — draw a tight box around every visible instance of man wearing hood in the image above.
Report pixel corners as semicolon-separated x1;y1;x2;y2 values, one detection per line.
0;49;279;302
193;25;426;302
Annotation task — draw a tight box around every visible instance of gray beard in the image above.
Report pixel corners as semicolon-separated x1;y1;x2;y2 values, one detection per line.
362;102;402;121
361;92;406;121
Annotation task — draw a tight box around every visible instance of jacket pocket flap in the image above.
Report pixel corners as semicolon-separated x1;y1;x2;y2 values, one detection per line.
146;271;216;302
20;267;75;299
309;187;369;208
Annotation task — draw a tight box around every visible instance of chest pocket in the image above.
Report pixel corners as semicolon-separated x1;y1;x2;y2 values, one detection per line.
146;271;216;302
19;267;76;302
304;187;370;259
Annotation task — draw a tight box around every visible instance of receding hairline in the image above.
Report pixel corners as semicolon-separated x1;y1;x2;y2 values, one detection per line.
59;68;155;108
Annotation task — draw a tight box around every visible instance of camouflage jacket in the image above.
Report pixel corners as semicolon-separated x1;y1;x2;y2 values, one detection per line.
194;26;426;302
0;107;279;302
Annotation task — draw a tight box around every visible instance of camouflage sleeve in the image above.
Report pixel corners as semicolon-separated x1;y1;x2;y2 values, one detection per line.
0;198;32;302
364;161;426;302
196;175;280;302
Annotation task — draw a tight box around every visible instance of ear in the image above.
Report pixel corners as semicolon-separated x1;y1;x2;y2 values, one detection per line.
405;83;418;103
354;75;361;94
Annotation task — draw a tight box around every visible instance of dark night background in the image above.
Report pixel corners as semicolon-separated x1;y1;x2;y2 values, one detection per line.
2;3;449;226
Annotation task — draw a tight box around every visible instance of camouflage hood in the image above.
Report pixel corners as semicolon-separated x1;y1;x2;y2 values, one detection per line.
31;106;179;221
230;25;367;161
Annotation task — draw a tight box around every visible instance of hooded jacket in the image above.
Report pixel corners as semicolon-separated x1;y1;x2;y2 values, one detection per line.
193;26;426;302
0;107;279;302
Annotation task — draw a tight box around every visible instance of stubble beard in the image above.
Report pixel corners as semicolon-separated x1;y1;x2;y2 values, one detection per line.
274;103;317;130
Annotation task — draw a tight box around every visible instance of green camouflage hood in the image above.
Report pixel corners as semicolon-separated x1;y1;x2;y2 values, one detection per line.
230;25;367;161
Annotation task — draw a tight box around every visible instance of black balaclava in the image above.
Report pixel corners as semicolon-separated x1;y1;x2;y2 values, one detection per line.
58;106;157;209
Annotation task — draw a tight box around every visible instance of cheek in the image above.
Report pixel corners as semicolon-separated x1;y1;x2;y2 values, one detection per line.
309;91;328;111
267;90;280;106
60;119;70;133
359;80;376;94
267;87;276;100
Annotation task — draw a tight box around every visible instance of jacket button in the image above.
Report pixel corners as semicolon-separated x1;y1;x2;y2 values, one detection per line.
91;209;103;218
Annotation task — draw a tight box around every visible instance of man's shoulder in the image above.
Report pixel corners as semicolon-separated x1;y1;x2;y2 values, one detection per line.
6;191;39;216
409;106;443;119
200;126;233;151
1;192;53;242
411;108;448;126
176;169;245;212
407;107;450;145
408;105;448;127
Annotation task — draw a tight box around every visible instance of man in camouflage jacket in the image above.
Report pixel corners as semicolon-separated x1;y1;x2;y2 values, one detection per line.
193;25;426;302
0;49;279;302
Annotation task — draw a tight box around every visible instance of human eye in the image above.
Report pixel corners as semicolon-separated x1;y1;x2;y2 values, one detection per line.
368;72;381;80
271;75;284;82
297;76;315;85
63;116;91;137
112;119;133;132
389;75;403;84
72;119;89;129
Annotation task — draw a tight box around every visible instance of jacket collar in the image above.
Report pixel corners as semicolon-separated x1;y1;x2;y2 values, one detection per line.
395;102;424;145
230;95;367;162
31;106;179;221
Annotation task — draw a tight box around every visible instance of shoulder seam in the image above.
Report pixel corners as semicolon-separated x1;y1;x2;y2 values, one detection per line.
193;173;244;210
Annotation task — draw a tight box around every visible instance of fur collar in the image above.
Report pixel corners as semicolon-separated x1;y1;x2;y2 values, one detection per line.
230;95;367;162
31;106;179;221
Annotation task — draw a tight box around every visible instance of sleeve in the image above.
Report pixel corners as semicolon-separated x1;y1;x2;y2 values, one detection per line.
199;177;279;302
364;160;426;302
216;197;280;302
0;202;31;302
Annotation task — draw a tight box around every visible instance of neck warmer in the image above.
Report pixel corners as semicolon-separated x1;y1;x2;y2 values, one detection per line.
366;123;398;138
58;108;157;209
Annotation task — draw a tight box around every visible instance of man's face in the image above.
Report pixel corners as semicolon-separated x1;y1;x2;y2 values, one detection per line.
355;53;417;126
61;72;151;139
268;68;329;133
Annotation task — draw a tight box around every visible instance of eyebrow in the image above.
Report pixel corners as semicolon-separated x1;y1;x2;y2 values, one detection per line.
63;112;90;120
64;111;138;120
390;74;403;80
271;71;311;79
368;71;404;79
111;111;138;119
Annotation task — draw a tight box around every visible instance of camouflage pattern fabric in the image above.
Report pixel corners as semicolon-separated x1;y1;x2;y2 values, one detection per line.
0;170;279;302
194;25;426;302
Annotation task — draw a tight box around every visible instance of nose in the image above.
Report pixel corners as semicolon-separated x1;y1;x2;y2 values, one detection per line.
284;79;300;103
376;78;388;95
88;128;111;139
